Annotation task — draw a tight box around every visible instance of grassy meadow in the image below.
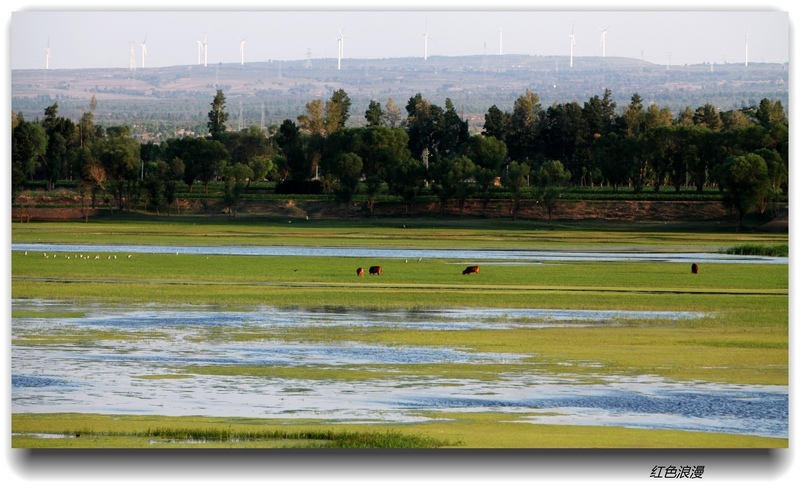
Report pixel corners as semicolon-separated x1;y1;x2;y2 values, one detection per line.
10;217;789;448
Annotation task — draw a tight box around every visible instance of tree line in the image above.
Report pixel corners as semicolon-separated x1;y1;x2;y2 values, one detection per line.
12;87;788;224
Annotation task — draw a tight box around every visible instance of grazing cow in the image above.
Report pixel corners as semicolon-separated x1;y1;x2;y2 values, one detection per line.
356;267;365;277
462;265;480;275
691;263;699;274
369;265;382;276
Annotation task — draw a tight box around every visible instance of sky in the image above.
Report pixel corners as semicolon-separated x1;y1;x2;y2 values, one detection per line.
6;0;792;71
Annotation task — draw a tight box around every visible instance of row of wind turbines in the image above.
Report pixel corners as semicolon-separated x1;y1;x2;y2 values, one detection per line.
46;24;755;71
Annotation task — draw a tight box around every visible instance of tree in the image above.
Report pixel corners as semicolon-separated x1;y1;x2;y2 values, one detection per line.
249;156;277;184
11;116;46;199
592;132;633;192
754;98;787;129
583;89;617;138
356;126;410;180
405;93;444;163
466;134;506;215
541;101;587;180
482;104;511;143
507;89;542;163
222;163;253;217
194;138;229;193
275;119;309;182
428;156;478;216
617;93;644;138
224;125;271;166
693;103;723;130
718;153;771;227
535;159;570;224
383;98;403;128
439;98;469;158
365;100;383;126
333;152;363;218
467;134;507;193
501;160;530;221
207;89;229;139
41;102;77;190
328;88;352;130
96;126;140;211
387;158;426;214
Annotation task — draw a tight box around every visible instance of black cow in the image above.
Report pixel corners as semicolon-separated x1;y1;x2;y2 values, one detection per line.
462;265;480;275
369;265;383;276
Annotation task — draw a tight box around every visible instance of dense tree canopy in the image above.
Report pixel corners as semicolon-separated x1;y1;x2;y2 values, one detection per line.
12;88;787;224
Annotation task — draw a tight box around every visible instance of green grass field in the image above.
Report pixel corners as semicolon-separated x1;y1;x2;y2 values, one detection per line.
10;218;789;448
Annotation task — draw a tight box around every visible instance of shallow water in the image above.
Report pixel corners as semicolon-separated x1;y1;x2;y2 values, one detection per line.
12;243;788;264
11;301;787;439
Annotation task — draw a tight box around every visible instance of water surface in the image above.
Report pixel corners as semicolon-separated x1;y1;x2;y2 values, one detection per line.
11;301;786;439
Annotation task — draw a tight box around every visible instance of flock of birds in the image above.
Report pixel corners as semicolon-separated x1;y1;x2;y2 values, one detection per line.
23;251;133;260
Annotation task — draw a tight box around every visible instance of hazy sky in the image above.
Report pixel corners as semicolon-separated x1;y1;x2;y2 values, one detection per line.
6;1;792;70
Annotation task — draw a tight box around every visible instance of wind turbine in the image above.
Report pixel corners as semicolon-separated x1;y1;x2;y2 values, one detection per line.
337;28;345;70
569;23;576;68
745;28;750;67
423;22;435;60
239;35;248;65
140;35;148;68
203;32;208;67
197;31;208;67
45;38;51;70
498;26;503;56
599;26;609;57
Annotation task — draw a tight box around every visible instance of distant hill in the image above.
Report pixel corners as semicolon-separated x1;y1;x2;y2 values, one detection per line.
11;54;788;139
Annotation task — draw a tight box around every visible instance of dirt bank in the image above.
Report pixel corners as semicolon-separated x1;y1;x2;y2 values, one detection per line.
11;188;787;231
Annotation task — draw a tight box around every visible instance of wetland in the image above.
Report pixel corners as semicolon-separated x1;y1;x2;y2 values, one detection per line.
10;220;789;448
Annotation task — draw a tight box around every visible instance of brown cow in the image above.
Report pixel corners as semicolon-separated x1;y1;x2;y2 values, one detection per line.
369;265;382;276
462;265;480;275
691;263;699;274
356;267;364;277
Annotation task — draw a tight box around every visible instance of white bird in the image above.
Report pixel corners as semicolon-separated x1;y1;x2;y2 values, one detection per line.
128;255;132;259
24;251;27;256
43;253;46;258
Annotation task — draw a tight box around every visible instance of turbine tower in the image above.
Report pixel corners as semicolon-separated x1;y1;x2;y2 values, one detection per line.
240;35;248;65
129;41;137;71
599;26;609;57
745;28;750;67
569;23;576;68
45;38;51;70
140;35;148;68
